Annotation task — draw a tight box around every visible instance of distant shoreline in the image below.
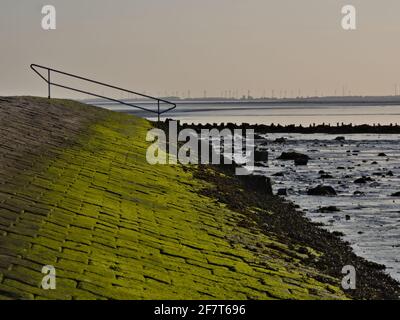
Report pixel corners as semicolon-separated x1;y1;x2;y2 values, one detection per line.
176;121;400;134
84;96;400;107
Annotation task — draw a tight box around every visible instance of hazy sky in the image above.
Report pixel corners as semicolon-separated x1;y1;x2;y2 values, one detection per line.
1;0;400;98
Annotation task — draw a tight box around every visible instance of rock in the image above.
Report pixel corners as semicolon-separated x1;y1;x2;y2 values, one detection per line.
240;175;273;196
387;171;394;176
274;137;287;144
254;149;268;162
277;188;287;196
378;153;387;157
294;158;308;166
345;215;351;221
354;177;374;184
335;136;345;141
317;206;340;213
332;231;345;237
337;167;345;170
354;191;366;196
391;192;400;197
307;185;337;196
272;172;284;177
320;174;334;179
277;152;310;161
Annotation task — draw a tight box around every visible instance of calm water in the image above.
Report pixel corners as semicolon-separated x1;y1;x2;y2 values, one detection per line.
97;102;400;126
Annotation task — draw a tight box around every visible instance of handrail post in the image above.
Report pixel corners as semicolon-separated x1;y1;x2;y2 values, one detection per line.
157;100;160;122
48;69;51;99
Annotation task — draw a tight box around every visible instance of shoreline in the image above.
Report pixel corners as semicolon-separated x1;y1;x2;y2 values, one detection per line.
195;163;400;299
1;96;399;300
175;121;400;134
159;119;400;298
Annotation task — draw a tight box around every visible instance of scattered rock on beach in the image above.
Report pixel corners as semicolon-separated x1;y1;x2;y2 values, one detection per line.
272;172;284;177
335;136;346;141
378;153;387;157
317;206;340;213
294;158;308;166
277;188;287;196
274;137;287;144
319;174;334;179
354;177;374;184
277;151;310;161
354;191;366;196
391;192;400;197
307;185;337;196
253;149;268;163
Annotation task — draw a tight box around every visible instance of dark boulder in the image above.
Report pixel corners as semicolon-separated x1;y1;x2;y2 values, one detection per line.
272;172;284;177
354;177;374;184
354;191;366;196
378;153;387;157
277;152;310;161
277;188;287;196
391;192;400;197
307;185;337;196
240;175;273;196
253;149;268;162
317;206;340;213
274;137;287;144
335;136;346;141
294;158;308;166
320;174;334;179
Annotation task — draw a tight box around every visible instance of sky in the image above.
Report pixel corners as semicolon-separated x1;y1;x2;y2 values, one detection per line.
1;0;400;98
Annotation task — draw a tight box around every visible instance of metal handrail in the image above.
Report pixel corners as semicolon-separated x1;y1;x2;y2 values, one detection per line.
30;64;176;121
